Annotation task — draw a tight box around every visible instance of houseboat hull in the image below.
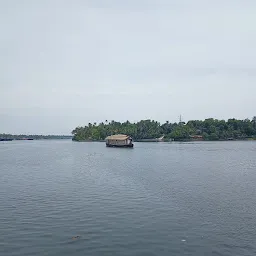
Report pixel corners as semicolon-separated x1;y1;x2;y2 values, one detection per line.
106;143;134;148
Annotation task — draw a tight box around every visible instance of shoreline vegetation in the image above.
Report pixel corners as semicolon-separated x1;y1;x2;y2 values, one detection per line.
72;117;256;142
0;134;72;141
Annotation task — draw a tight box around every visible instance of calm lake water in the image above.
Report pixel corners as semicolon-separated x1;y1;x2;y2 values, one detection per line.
0;140;256;256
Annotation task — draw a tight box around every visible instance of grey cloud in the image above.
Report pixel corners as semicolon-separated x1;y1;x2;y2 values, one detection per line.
1;0;256;134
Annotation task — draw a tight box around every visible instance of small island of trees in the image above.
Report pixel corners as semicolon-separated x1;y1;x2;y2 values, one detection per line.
72;117;256;142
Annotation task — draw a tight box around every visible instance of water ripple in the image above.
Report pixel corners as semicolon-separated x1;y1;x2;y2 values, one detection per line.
0;141;256;255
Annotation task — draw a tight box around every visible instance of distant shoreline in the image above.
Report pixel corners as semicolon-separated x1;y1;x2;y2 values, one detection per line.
0;134;73;140
72;138;256;142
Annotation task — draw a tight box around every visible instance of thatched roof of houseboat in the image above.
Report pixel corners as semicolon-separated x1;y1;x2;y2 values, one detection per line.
105;134;130;141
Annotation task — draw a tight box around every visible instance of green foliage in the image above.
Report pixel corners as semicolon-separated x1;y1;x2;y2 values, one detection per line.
72;120;163;141
72;117;256;141
0;134;72;140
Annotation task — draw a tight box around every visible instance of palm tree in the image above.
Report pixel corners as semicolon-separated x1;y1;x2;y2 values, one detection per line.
253;116;256;128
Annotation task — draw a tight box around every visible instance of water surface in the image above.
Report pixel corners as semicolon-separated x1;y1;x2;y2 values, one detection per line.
0;140;256;256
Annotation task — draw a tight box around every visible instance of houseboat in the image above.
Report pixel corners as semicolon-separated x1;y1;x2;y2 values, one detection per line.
105;134;134;148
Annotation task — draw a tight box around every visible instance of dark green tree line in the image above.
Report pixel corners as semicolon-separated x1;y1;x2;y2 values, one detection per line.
0;134;72;140
72;117;256;141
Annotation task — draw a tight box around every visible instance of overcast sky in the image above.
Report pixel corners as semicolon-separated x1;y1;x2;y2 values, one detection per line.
1;0;255;134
